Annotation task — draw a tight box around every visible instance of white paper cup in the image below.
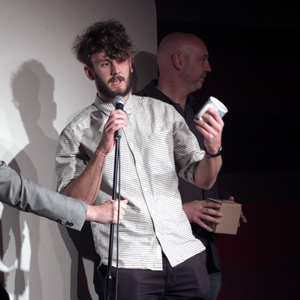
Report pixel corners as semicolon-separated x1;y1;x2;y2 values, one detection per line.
195;96;228;120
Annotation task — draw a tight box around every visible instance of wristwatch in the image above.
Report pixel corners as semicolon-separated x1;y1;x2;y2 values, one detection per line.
205;146;222;158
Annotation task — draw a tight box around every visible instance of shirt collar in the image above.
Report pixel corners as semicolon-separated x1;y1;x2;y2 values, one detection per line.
93;93;133;115
143;80;195;108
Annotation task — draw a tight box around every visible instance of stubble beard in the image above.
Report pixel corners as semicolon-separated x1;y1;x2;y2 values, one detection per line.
95;73;133;100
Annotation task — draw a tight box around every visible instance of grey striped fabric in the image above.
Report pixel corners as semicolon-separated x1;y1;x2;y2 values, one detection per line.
56;94;206;270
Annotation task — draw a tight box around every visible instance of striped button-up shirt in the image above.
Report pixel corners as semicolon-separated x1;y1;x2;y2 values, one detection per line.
56;94;206;270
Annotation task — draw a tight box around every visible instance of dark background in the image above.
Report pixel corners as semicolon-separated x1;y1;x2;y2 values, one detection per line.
155;1;300;299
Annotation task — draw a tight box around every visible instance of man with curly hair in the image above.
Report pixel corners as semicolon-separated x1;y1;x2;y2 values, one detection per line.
55;20;224;300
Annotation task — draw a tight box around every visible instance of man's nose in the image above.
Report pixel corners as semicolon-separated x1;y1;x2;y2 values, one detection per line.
111;62;121;75
206;61;212;73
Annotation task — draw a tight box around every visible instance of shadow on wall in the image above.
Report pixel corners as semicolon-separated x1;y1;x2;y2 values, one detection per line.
2;61;46;299
0;60;100;299
133;51;158;92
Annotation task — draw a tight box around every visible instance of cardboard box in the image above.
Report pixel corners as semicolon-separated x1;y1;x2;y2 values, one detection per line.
206;198;242;235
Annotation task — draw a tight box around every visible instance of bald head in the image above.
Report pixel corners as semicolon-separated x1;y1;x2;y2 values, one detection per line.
156;32;211;97
158;33;204;55
157;32;207;70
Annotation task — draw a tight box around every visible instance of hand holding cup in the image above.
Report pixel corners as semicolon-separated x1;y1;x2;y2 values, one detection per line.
196;96;228;120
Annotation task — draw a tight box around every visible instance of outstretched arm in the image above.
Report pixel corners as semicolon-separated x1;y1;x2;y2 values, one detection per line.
0;161;128;230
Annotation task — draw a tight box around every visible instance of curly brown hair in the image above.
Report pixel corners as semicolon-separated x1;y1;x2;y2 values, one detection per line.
73;20;135;68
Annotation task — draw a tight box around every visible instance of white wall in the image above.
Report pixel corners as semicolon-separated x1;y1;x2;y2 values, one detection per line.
0;0;157;299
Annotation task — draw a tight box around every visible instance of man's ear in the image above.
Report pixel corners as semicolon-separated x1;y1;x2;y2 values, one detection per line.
84;65;95;80
128;57;134;73
171;53;183;71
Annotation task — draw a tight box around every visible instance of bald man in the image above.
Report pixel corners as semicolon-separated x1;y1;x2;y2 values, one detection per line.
136;32;247;300
0;161;127;229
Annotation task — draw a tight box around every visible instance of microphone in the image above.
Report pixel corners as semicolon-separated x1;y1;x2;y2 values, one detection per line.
112;96;125;137
113;95;125;110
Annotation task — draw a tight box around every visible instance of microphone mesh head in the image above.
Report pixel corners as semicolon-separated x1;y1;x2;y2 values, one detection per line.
113;95;125;108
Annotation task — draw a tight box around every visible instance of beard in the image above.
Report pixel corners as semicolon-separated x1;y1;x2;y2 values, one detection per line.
95;72;133;100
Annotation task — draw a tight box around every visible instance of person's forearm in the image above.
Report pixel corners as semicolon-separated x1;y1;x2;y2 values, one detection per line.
63;150;106;205
194;155;222;189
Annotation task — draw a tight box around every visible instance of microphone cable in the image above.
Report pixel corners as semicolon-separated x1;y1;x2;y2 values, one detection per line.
115;136;121;300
